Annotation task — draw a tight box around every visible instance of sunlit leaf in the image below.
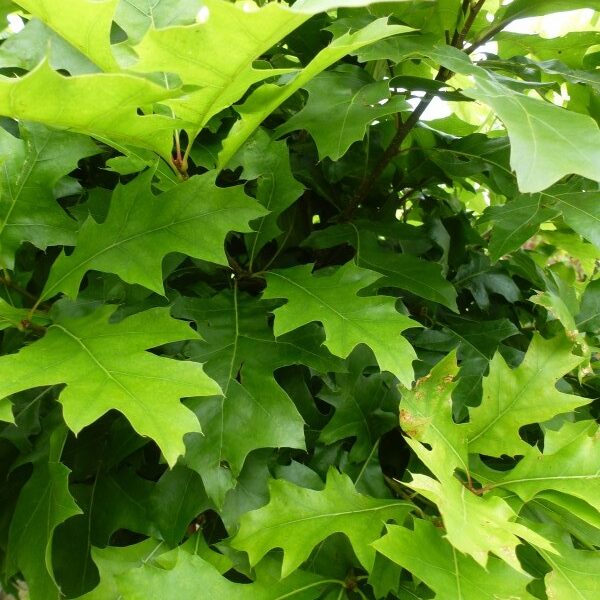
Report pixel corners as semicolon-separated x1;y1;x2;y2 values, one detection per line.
232;469;413;576
0;303;220;465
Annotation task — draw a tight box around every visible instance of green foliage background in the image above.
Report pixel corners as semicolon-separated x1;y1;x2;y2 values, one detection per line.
0;0;599;598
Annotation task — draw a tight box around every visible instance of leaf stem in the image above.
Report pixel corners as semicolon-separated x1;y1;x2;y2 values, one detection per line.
0;275;41;305
274;579;345;600
354;441;379;487
172;131;189;179
259;225;295;274
353;587;370;600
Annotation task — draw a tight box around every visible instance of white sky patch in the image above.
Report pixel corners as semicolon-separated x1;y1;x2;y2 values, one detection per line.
416;10;597;121
241;1;260;13
408;95;453;121
196;5;210;24
505;9;596;37
7;13;25;33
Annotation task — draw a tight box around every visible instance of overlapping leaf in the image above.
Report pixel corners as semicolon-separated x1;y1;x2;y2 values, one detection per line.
464;73;600;193
400;352;467;473
0;298;29;330
354;41;600;193
400;353;553;570
374;521;536;600
406;447;553;570
42;170;266;300
0;298;49;330
128;0;308;129
0;122;98;269
0;61;182;158
542;537;600;600
219;18;413;167
174;290;343;505
481;194;559;261
428;46;600;193
352;227;458;311
264;262;419;386
550;188;600;249
577;278;600;334
117;552;330;600
1;0;599;597
229;129;305;268
276;65;410;160
466;334;587;457
232;469;413;576
442;315;519;413
489;421;600;512
0;303;220;465
15;0;119;71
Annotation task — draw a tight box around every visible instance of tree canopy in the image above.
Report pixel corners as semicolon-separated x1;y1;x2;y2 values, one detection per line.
0;1;599;598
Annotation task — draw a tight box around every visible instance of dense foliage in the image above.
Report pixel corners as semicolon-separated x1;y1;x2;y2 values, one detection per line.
0;0;599;598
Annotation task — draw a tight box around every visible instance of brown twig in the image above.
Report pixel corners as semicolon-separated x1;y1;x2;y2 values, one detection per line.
341;0;489;220
342;101;431;221
451;0;473;47
466;17;513;55
455;0;486;50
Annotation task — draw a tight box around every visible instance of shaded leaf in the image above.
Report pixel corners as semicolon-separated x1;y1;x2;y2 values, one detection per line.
482;194;559;261
6;462;81;600
115;0;203;44
353;226;458;311
454;254;520;310
276;66;410;161
443;315;519;414
17;0;119;71
229;129;305;268
577;278;600;334
319;347;399;462
150;465;212;547
0;17;98;73
0;122;98;269
174;290;341;505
